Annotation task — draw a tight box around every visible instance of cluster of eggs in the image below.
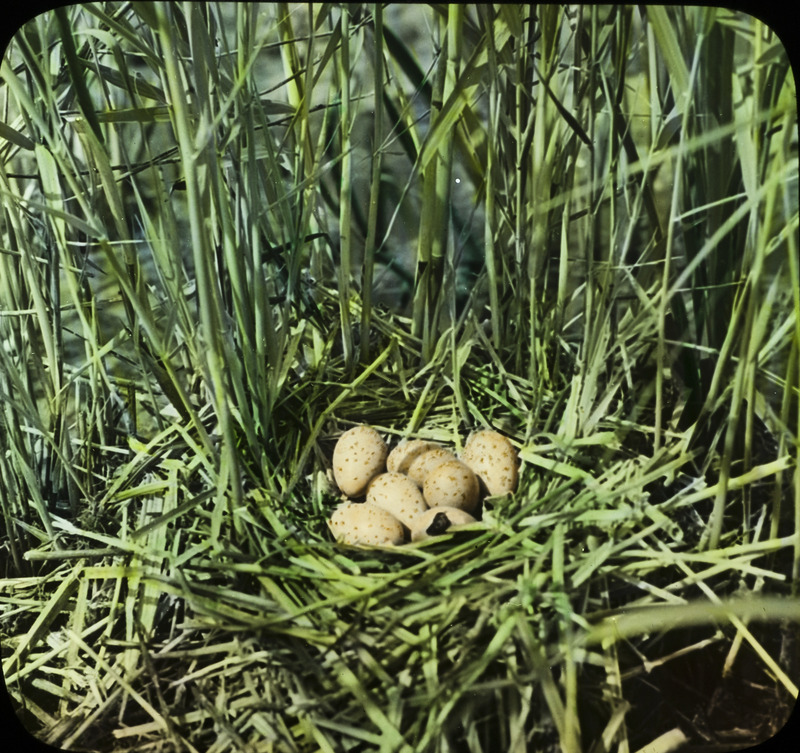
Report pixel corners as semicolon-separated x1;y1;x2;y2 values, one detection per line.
327;425;519;547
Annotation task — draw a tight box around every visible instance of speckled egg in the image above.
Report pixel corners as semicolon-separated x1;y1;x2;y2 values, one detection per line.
410;506;478;542
328;501;405;547
460;430;518;496
366;472;429;528
422;459;480;513
406;447;457;486
386;439;440;474
332;425;388;497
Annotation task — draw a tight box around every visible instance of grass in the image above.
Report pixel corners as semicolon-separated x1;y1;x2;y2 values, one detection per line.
0;3;798;752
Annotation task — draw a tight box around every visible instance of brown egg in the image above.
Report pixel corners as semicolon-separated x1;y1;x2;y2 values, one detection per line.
328;501;405;547
460;430;518;496
422;460;480;513
366;472;428;528
332;425;388;497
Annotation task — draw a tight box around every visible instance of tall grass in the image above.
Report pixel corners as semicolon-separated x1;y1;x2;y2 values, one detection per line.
0;4;798;752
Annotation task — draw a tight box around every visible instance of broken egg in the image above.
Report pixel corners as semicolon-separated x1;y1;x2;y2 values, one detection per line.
410;506;478;542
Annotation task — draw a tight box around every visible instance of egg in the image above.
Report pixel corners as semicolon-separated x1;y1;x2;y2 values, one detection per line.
422;459;480;512
406;447;457;486
410;506;478;541
328;501;405;547
366;472;428;528
386;439;440;474
332;425;388;497
460;430;518;496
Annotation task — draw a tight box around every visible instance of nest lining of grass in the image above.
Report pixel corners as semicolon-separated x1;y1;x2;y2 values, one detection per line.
3;303;797;753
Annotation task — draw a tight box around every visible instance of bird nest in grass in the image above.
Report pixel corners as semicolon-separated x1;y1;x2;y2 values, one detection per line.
6;383;796;753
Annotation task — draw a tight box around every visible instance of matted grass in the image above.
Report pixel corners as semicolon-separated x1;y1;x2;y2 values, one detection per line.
0;4;798;752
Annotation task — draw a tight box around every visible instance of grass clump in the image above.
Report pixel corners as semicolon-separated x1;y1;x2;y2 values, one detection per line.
0;4;798;752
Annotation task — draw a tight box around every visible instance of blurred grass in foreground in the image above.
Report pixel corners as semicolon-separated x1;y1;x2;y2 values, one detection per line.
0;4;798;752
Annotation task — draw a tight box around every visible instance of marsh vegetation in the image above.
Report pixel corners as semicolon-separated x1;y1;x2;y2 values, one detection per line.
0;4;798;751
